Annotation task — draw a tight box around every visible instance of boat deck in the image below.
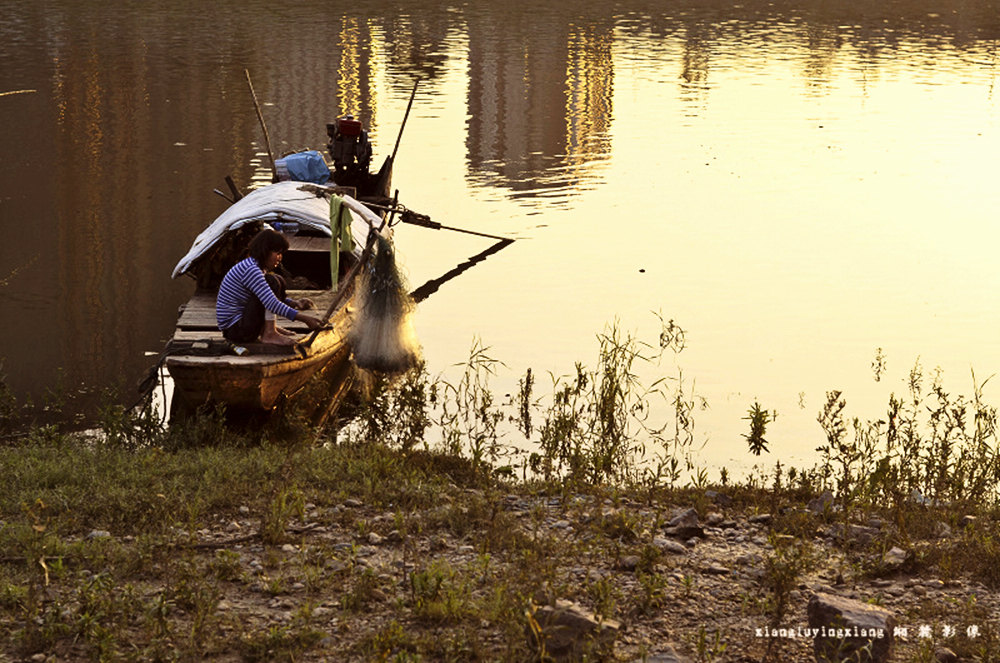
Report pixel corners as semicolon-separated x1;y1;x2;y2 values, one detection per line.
169;286;342;355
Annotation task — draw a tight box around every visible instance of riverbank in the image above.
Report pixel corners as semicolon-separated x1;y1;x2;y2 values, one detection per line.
1;425;998;662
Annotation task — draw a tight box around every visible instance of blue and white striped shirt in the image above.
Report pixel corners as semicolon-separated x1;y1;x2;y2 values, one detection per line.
216;257;298;330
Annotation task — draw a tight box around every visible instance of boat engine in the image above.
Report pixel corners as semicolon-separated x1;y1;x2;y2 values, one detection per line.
327;115;373;183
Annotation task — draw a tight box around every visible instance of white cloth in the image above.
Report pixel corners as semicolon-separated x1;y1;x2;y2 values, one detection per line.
171;181;384;279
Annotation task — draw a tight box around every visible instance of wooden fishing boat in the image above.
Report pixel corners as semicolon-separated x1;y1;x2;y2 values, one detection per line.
164;111;397;421
165;178;389;421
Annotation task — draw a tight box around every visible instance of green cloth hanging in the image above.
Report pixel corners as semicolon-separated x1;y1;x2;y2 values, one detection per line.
329;195;356;285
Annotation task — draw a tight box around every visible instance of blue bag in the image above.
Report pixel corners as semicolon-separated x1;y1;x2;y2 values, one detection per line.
276;150;331;184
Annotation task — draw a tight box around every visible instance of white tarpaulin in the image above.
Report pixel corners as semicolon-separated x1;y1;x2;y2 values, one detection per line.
171;181;383;279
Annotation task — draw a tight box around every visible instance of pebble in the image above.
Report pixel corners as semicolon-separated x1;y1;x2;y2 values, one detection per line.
653;537;687;554
703;565;730;576
619;556;640;572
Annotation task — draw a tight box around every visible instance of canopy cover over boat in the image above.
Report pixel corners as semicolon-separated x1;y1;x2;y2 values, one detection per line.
171;181;382;279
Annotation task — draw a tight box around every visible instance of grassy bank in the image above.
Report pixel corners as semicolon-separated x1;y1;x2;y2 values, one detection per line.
3;324;1000;661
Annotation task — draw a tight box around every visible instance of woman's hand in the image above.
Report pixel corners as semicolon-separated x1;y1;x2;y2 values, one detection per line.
296;313;324;330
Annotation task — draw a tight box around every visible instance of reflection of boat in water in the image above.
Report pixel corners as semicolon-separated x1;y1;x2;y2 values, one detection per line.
165;117;395;421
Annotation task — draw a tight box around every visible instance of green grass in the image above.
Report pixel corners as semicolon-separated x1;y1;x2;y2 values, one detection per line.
4;321;1000;660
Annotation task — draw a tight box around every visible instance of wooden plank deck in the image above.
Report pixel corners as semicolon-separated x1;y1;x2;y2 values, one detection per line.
175;289;339;332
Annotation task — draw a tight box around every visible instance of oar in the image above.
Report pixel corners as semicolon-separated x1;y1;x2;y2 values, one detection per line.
245;69;278;182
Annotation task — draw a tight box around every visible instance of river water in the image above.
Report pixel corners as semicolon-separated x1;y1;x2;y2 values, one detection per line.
2;1;999;473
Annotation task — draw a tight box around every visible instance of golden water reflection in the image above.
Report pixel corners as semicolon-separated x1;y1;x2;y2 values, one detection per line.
0;0;998;471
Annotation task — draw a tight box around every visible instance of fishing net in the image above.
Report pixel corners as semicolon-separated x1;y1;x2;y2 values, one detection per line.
350;234;421;373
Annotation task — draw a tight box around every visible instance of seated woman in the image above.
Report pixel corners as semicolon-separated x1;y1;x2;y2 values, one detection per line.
216;228;323;345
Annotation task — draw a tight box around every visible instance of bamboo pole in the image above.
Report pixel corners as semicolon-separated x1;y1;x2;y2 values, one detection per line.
298;230;379;349
244;69;278;182
390;79;419;164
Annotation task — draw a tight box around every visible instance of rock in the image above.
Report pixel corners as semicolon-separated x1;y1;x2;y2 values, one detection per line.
629;644;692;662
344;498;363;508
933;521;952;539
87;530;111;540
281;544;297;553
618;555;640;572
652;537;688;555
935;647;958;663
749;513;772;525
807;592;896;663
527;599;620;660
665;509;705;539
668;507;699;528
808;490;835;514
702;565;730;576
705;512;725;526
367;531;384;545
961;515;977;529
826;524;880;545
883;547;908;568
704;489;733;506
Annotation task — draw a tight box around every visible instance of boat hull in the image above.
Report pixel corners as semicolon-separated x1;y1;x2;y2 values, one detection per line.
165;291;355;413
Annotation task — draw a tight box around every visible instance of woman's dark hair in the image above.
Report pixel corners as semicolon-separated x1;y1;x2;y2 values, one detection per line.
248;228;290;265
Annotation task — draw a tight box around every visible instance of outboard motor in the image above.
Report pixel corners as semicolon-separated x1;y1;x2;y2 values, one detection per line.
327;115;373;183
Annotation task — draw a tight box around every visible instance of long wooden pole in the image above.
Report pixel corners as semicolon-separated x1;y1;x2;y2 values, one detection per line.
390;79;419;164
245;69;278;182
298;230;379;349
